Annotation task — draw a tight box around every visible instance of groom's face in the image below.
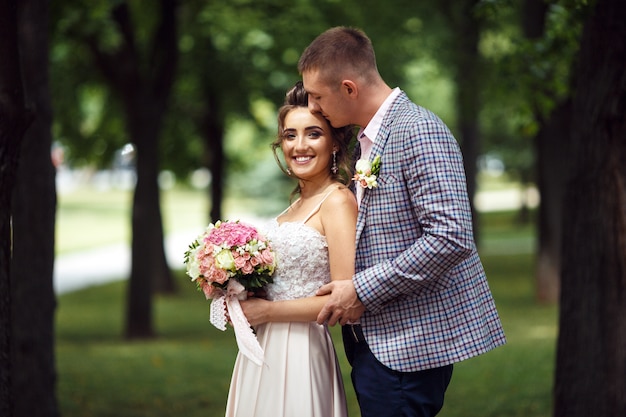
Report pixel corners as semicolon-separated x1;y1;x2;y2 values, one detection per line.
302;70;350;129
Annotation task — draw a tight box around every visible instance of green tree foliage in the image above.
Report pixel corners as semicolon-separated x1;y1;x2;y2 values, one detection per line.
51;1;130;167
51;0;453;198
472;1;587;303
478;1;583;183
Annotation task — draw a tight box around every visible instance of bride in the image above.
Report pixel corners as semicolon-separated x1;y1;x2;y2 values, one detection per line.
224;81;357;417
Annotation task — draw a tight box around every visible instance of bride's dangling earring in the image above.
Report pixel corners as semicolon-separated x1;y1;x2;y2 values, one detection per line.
287;167;292;176
331;150;338;174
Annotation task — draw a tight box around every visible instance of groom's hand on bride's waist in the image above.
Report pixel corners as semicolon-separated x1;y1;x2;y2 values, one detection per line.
316;280;365;326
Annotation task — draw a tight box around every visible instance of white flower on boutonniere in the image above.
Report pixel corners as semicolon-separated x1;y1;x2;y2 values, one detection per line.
353;155;381;189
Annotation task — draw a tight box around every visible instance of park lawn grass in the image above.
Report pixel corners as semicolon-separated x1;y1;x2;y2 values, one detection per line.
56;251;556;417
439;253;557;417
57;273;240;417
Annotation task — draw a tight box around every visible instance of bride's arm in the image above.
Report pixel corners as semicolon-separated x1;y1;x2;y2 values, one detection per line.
324;188;358;287
240;295;330;326
241;188;357;325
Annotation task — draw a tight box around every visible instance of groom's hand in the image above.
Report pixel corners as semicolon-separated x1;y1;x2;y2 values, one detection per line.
316;280;365;326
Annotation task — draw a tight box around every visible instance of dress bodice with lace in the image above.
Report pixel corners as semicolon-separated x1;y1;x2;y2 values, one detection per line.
262;219;330;301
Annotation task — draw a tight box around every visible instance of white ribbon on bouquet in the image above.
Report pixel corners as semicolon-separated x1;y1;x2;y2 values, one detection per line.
209;279;264;366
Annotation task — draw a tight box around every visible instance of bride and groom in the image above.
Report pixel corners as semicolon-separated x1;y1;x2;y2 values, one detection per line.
224;27;506;417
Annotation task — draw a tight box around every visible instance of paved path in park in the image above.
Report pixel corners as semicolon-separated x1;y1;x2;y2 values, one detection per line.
54;188;537;295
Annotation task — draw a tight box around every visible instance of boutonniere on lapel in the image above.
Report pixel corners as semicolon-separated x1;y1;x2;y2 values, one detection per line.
353;155;381;189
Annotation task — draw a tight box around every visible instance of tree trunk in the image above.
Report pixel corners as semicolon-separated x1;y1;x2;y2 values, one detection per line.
117;0;179;338
124;93;172;338
0;1;33;415
522;0;564;305
82;0;179;338
534;99;571;304
554;0;626;415
455;21;481;244
440;0;483;243
126;92;175;297
9;0;59;416
202;91;224;223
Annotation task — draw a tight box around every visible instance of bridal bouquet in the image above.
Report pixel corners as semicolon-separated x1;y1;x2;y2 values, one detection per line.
184;220;276;366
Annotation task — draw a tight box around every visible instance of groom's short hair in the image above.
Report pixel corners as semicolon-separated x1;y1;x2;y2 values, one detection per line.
298;26;379;87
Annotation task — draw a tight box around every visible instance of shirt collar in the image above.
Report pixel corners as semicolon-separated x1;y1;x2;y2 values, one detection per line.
358;87;401;143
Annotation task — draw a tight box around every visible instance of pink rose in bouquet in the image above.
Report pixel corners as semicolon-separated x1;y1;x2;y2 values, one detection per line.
184;220;276;299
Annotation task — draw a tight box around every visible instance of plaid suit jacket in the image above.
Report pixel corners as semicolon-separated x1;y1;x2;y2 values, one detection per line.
354;92;506;372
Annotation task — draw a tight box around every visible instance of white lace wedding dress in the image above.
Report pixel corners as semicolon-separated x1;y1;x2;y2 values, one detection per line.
225;200;348;417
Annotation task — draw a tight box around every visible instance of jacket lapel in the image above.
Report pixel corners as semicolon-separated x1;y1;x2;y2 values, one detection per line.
355;92;407;243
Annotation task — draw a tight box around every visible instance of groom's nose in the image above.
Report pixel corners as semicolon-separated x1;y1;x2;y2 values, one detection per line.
308;99;322;114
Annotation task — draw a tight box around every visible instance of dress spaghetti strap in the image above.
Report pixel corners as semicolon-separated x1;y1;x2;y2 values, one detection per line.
302;187;339;224
277;199;299;217
276;186;340;224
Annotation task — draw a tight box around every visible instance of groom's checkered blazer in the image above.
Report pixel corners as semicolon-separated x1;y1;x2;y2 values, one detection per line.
353;92;506;372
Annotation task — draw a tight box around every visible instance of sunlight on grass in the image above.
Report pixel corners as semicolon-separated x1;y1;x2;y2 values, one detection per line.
437;252;556;417
56;186;278;255
57;187;209;254
56;187;132;253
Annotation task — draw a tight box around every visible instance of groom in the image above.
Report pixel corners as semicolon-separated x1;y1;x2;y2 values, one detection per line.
303;27;506;417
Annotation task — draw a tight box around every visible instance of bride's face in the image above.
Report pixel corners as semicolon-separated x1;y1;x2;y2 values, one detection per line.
281;107;335;181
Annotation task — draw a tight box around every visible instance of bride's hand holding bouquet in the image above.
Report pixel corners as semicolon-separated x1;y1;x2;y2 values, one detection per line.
184;220;276;366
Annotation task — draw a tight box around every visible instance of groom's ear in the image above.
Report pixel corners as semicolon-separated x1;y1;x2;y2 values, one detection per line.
341;80;358;99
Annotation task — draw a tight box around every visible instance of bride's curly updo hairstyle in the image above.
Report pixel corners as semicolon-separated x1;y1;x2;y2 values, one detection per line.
272;81;355;197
